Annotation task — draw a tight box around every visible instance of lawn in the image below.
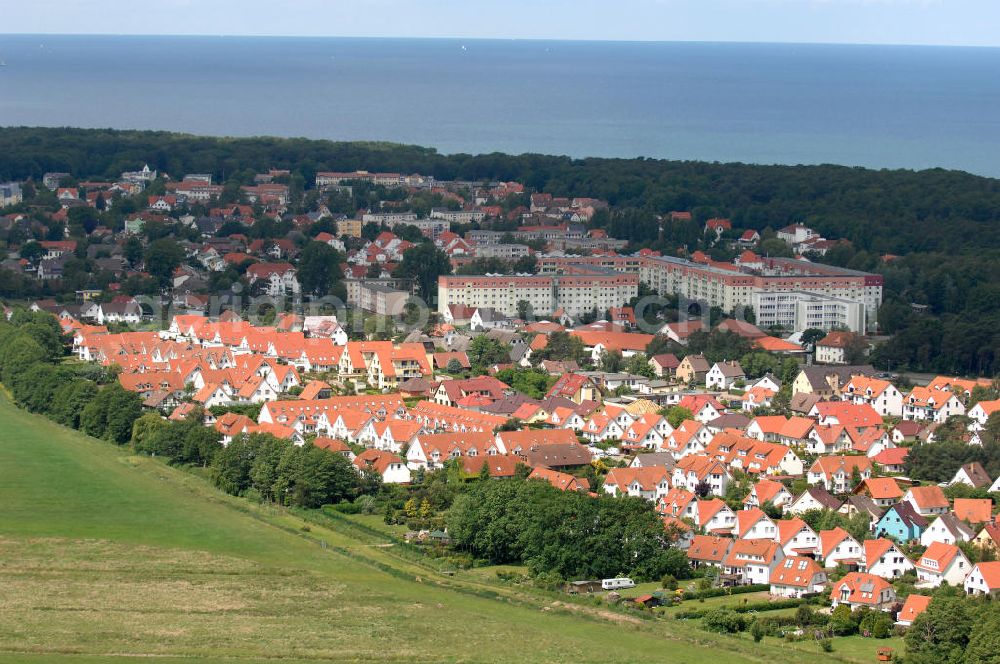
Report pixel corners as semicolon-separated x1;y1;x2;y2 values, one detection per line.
0;397;854;663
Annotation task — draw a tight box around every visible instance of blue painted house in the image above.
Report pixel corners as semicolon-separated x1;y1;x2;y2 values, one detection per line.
875;502;928;543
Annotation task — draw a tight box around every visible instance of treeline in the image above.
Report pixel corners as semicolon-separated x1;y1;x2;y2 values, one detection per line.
1;127;997;256
211;433;371;508
905;415;1000;482
0;307;370;509
0;310;143;443
905;590;1000;664
447;478;688;582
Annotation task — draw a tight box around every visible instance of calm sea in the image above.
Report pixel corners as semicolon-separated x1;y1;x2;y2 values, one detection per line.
0;35;998;176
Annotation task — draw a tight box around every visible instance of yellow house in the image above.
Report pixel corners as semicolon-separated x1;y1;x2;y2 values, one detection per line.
676;355;710;384
973;524;1000;553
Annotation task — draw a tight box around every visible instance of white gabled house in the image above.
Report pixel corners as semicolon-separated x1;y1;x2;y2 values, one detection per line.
862;538;914;579
819;527;863;568
770;556;828;598
915;542;970;587
964;561;1000;598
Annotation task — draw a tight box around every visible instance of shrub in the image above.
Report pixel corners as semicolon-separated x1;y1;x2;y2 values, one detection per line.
661;574;678;590
860;610;894;639
829;604;859;636
750;618;766;643
683;584;769;600
329;501;362;514
818;638;833;653
355;495;378;514
702;609;748;634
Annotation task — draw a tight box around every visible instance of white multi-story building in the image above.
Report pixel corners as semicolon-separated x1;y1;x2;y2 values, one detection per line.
475;243;531;259
437;271;638;318
429;208;486;223
246;263;300;297
362;211;418;225
753;291;867;333
537;254;882;333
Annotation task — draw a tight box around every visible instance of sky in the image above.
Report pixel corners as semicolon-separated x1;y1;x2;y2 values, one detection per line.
3;0;998;48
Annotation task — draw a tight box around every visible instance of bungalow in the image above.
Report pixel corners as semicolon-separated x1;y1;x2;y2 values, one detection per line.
920;513;976;547
516;442;592;471
704;412;752;435
896;594;932;627
915;542;970;587
722;538;784;585
770;556;828;598
830;573;896;611
705;361;745;390
875;503;928;543
862;538;914;579
903;485;950;517
964;561;1000;598
890;420;926;444
820;527;864;568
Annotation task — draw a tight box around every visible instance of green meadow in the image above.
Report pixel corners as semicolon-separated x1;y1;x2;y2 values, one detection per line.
0;396;879;663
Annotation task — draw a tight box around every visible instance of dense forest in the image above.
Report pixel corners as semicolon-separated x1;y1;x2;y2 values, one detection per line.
0;127;998;375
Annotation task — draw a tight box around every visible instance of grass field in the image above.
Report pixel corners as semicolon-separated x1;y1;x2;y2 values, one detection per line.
0;396;885;663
